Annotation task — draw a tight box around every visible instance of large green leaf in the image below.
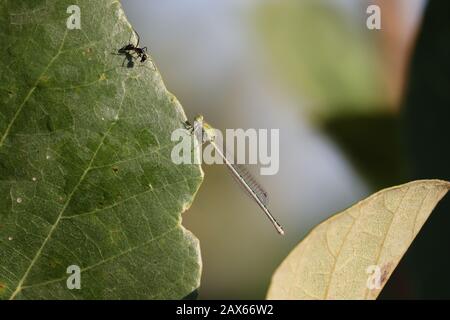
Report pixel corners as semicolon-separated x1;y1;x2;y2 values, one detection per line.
0;0;203;299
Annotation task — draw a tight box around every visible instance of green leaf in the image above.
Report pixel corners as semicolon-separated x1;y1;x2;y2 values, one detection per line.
0;0;202;299
267;180;450;300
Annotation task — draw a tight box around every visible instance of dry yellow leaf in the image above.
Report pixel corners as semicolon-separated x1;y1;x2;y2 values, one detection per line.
267;180;450;300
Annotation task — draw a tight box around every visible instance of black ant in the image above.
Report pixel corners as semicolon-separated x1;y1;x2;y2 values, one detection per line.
118;29;148;64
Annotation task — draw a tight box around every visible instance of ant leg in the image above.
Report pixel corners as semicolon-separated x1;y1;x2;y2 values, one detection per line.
123;52;134;68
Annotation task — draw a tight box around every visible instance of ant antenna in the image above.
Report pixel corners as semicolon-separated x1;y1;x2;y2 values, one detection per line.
131;26;141;48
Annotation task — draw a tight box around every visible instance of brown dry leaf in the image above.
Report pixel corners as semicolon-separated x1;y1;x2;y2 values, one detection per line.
267;180;450;300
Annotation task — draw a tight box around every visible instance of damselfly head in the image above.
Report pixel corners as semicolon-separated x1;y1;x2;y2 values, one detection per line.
194;114;204;123
192;115;216;143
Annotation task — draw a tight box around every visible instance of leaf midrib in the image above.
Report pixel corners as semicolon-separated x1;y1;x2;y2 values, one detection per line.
8;80;127;300
20;226;177;292
323;188;410;299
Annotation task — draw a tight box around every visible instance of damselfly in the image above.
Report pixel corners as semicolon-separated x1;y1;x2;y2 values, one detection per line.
185;115;285;235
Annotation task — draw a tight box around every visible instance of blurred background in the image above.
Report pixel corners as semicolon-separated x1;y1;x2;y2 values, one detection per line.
121;0;450;299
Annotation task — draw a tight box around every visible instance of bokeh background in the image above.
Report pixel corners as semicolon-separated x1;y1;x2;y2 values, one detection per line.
121;0;450;299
